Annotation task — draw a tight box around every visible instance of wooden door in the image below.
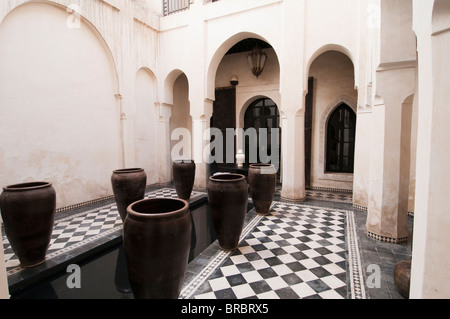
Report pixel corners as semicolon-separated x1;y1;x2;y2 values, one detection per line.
212;87;236;165
305;77;314;188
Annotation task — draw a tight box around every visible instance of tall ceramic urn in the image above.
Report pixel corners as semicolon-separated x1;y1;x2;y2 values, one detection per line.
111;168;147;222
172;160;196;200
0;182;56;268
123;198;192;299
207;173;248;251
248;164;277;215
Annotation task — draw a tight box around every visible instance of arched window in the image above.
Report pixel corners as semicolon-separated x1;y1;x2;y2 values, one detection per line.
244;98;280;165
326;103;356;173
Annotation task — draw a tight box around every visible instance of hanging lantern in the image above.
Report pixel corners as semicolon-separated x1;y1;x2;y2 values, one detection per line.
248;45;268;78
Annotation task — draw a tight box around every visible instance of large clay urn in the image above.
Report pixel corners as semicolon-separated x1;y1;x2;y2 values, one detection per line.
394;260;411;299
248;164;277;216
111;168;147;222
207;173;248;251
123;198;192;299
0;182;56;268
172;160;196;200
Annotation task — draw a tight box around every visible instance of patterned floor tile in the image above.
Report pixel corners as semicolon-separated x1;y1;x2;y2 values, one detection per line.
2;187;366;299
181;201;366;299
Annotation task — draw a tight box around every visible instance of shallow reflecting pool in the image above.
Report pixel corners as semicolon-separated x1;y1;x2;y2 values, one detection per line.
11;199;253;299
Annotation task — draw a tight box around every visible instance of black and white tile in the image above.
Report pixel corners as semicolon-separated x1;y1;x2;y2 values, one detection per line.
306;190;352;204
2;187;366;299
181;202;366;299
274;186;353;204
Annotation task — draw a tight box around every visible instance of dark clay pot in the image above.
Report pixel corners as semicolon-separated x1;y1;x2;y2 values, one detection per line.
207;173;248;251
123;198;192;299
173;160;196;200
0;182;56;268
249;164;277;216
394;260;411;299
111;168;147;222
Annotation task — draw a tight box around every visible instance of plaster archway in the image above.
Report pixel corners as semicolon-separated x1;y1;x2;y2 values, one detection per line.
207;32;280;101
305;44;356;94
164;69;188;106
307;49;358;190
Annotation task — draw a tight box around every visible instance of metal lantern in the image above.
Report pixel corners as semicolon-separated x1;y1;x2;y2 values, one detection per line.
247;45;268;78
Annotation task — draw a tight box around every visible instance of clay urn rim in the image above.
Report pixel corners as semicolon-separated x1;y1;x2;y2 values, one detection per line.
113;168;144;174
3;182;52;192
173;159;195;164
209;173;246;182
127;198;189;220
249;163;275;169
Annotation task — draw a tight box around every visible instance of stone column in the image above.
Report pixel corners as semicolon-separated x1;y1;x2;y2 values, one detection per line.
280;109;306;202
352;108;373;211
156;103;172;184
191;99;213;191
366;0;417;244
366;67;415;243
279;0;306;201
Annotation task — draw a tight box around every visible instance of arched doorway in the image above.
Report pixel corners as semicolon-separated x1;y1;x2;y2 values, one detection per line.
244;97;281;179
307;49;358;191
325;103;356;173
210;34;281;178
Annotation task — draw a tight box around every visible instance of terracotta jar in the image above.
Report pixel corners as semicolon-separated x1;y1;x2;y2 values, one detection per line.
248;164;277;216
207;173;248;251
111;168;147;222
172;160;196;200
123;198;192;299
0;182;56;268
394;260;411;299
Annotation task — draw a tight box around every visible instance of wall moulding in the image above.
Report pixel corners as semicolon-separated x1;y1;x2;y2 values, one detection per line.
203;0;283;23
133;17;158;32
431;26;450;37
98;0;120;12
376;59;417;72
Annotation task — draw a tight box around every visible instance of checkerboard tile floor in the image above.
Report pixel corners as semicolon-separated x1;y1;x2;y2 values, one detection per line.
3;187;366;299
305;190;352;203
182;202;365;299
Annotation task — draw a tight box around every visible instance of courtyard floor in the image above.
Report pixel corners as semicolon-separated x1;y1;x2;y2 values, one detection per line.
1;184;412;299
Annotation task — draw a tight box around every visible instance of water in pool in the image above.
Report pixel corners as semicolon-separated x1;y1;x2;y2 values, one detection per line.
10;200;242;299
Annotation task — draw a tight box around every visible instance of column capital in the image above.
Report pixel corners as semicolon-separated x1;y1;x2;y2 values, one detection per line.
190;98;213;120
155;102;172;121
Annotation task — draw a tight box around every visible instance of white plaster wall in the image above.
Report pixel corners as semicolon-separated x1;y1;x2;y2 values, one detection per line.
308;51;358;190
142;0;164;16
0;2;121;209
304;0;360;83
410;0;450;298
379;0;417;65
